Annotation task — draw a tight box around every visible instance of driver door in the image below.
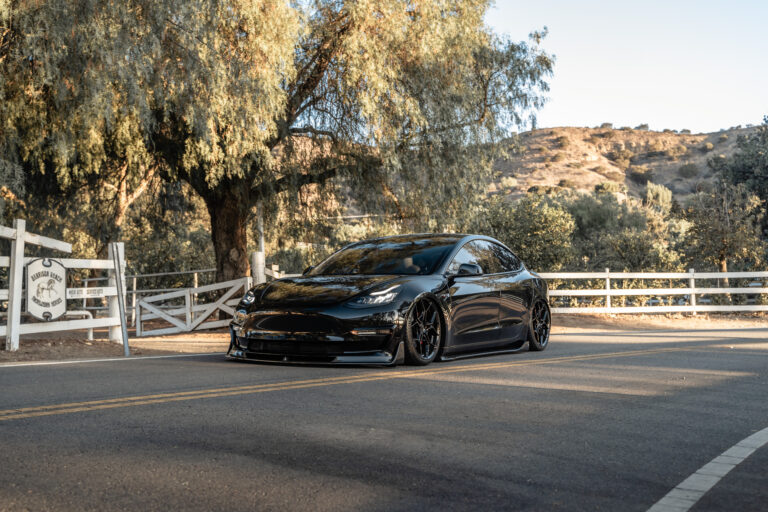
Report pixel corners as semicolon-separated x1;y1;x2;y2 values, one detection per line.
445;241;502;350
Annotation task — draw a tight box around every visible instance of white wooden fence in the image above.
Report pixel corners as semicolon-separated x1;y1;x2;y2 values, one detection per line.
541;269;768;314
1;219;128;351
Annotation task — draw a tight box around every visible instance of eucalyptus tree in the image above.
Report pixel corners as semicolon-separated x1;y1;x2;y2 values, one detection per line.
2;0;552;281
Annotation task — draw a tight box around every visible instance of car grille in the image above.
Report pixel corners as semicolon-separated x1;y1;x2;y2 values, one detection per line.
256;314;338;333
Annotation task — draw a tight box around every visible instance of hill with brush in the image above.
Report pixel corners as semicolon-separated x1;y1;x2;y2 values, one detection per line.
490;125;757;201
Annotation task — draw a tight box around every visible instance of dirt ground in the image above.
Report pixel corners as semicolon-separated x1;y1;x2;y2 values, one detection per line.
1;313;766;363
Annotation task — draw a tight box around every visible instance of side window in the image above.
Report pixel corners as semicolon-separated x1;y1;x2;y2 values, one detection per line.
446;242;481;274
473;240;504;274
493;244;522;272
446;240;506;275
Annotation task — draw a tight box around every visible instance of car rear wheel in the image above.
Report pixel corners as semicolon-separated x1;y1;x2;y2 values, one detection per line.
405;299;442;365
528;300;550;351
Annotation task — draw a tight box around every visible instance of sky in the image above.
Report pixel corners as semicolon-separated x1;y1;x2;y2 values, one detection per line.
485;0;768;133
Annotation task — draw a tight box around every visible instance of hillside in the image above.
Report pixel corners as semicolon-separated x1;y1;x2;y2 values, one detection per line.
490;125;757;201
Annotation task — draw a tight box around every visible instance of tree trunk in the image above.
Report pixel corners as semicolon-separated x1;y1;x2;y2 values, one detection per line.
207;191;251;283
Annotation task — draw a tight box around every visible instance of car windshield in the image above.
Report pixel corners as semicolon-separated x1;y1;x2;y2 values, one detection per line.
310;236;460;276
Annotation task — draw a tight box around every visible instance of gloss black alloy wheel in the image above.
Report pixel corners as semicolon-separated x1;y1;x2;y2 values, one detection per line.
405;299;442;365
528;300;550;351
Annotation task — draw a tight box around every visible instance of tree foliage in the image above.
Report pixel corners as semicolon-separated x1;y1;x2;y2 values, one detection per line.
1;0;553;280
470;194;574;271
713;116;768;236
684;180;765;272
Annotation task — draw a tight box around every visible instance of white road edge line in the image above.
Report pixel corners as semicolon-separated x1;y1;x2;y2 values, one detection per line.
647;426;768;512
0;353;223;368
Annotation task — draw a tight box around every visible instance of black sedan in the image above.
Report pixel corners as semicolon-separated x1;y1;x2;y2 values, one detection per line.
228;233;550;366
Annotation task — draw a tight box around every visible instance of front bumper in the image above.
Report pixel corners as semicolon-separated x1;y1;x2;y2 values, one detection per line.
226;305;406;366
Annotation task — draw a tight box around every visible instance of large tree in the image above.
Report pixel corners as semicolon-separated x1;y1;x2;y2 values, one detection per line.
712;117;768;237
2;0;552;280
684;180;765;273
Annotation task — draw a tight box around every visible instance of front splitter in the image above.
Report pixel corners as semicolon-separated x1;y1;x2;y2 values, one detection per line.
227;341;405;367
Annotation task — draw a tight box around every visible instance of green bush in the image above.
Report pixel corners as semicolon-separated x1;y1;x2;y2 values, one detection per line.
470;195;575;271
701;142;714;153
678;163;699;178
680;129;691;134
558;179;578;188
718;134;729;143
635;124;649;130
600;122;613;129
644;182;672;212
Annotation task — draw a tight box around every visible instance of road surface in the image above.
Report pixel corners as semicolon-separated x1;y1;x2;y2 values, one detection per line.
1;326;766;511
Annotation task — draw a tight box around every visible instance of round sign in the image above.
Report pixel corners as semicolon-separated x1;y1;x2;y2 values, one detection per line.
27;258;67;321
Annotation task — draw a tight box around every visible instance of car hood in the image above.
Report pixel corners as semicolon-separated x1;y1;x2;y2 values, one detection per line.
257;275;400;307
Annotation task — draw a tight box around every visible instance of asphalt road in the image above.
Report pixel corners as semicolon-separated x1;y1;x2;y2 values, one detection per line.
1;327;767;511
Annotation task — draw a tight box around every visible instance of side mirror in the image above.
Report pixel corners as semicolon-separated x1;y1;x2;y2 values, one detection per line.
303;265;315;275
457;263;482;276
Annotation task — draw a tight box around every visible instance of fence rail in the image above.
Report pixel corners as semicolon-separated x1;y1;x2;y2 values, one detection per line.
541;269;768;314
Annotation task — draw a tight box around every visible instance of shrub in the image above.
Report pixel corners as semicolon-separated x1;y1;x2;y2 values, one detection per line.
527;185;559;195
665;144;688;160
555;135;570;148
607;148;634;169
678;163;699;178
644;182;672;212
499;176;517;189
635;124;649;130
558;179;578;188
628;165;653;184
663;128;674;133
470;195;575;271
680;129;691;134
718;134;729;143
600;122;613;129
595;182;626;194
701;142;714;153
550;152;566;163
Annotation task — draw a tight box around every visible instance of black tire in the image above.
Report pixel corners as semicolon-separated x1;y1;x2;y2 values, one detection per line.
404;299;442;365
528;300;551;351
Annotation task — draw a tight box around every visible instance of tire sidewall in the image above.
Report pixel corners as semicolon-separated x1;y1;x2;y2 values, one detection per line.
404;299;442;365
528;300;550;351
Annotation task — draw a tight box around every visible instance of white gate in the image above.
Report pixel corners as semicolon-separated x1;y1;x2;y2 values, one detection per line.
135;277;251;336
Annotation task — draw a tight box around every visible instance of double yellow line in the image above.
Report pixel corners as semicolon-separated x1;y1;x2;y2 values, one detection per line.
0;346;696;422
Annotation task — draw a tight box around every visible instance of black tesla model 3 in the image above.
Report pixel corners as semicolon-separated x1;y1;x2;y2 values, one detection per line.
228;233;550;366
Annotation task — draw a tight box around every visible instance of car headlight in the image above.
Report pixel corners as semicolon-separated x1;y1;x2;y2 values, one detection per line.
348;285;400;307
233;309;248;325
241;290;257;306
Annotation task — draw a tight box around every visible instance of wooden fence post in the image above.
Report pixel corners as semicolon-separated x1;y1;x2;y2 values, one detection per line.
689;268;697;316
107;243;126;344
605;268;611;310
5;219;25;351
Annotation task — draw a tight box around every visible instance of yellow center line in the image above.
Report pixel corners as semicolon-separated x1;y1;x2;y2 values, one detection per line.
0;346;706;422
